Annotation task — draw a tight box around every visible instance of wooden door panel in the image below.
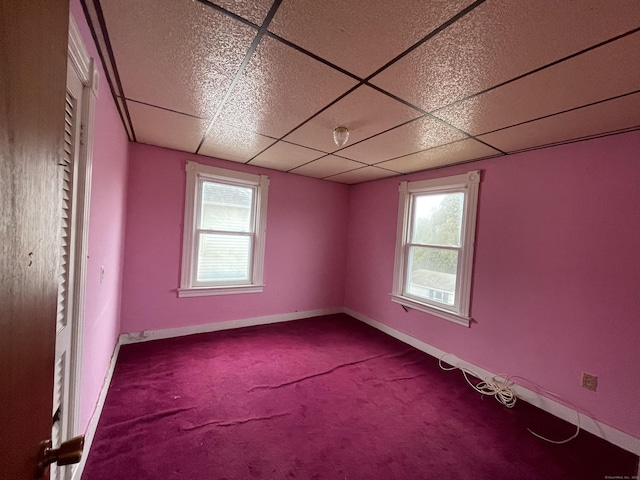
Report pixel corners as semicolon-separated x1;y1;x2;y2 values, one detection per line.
0;2;70;479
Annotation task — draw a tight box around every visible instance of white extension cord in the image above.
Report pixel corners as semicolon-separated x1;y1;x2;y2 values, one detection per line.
438;353;580;444
438;354;517;408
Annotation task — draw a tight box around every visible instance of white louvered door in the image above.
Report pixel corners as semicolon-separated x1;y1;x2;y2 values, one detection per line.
52;60;84;480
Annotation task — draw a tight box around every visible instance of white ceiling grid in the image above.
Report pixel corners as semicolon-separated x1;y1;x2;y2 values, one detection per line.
83;0;640;184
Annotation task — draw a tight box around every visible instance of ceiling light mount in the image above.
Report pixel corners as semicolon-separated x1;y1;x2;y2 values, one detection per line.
333;126;349;148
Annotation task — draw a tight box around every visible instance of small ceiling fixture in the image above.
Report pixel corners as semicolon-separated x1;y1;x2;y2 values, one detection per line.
333;126;349;148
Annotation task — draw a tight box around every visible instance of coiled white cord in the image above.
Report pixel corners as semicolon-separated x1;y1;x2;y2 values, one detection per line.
439;353;580;444
438;354;517;408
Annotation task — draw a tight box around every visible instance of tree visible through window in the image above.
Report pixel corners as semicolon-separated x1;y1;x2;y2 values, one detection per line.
408;192;463;306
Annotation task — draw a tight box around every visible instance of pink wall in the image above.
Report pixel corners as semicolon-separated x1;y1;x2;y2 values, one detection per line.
119;143;350;333
344;130;640;439
71;2;130;433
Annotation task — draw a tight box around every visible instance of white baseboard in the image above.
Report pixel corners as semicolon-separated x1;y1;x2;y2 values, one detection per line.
71;339;122;480
120;307;344;344
344;307;640;457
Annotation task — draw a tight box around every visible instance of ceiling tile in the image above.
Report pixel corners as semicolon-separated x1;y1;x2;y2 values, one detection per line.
433;32;640;135
289;155;364;179
477;93;640;153
199;122;276;163
371;0;640;112
337;116;466;164
127;101;208;152
217;35;358;139
269;0;474;78
326;166;399;185
211;0;273;26
102;0;256;118
283;85;421;153
250;141;325;171
376;139;500;173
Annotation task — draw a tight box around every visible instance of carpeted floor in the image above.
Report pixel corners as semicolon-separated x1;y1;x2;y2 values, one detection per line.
82;314;638;479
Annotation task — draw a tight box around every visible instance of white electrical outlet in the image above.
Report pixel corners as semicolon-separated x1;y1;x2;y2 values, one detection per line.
127;330;151;341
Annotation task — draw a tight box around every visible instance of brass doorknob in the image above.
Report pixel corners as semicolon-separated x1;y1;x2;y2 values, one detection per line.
37;435;84;477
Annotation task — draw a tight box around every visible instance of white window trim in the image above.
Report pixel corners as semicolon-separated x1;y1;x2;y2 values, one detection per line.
391;170;481;327
178;162;269;298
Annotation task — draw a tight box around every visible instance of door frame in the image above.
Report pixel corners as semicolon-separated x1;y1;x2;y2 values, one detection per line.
64;15;98;441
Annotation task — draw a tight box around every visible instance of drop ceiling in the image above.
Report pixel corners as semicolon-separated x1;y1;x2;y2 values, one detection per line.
81;0;640;184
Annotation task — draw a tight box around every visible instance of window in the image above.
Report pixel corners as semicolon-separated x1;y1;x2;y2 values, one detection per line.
391;170;480;326
179;162;269;297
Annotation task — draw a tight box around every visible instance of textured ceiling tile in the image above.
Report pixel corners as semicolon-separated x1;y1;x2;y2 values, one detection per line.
217;36;358;139
337;116;466;164
269;0;474;78
210;0;273;26
102;0;256;118
289;155;364;179
250;141;325;171
127;101;208;152
283;85;421;153
371;0;640;112
325;166;398;184
376;139;500;173
199;122;276;163
477;93;640;153
432;32;640;135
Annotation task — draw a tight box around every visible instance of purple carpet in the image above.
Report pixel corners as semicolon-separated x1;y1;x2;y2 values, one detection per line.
82;314;637;479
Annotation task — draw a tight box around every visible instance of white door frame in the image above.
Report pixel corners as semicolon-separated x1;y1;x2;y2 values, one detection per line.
63;13;98;453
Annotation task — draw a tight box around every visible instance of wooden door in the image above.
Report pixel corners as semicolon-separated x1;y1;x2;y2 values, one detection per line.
0;2;71;479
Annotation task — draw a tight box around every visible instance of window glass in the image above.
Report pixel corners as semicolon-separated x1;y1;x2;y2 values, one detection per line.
407;246;458;306
200;181;254;232
411;192;463;247
197;234;251;283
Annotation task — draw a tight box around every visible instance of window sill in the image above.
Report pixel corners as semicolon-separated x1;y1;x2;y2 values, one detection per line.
390;294;470;327
178;285;264;298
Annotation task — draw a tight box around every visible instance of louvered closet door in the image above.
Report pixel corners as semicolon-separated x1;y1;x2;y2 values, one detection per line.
52;61;84;480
